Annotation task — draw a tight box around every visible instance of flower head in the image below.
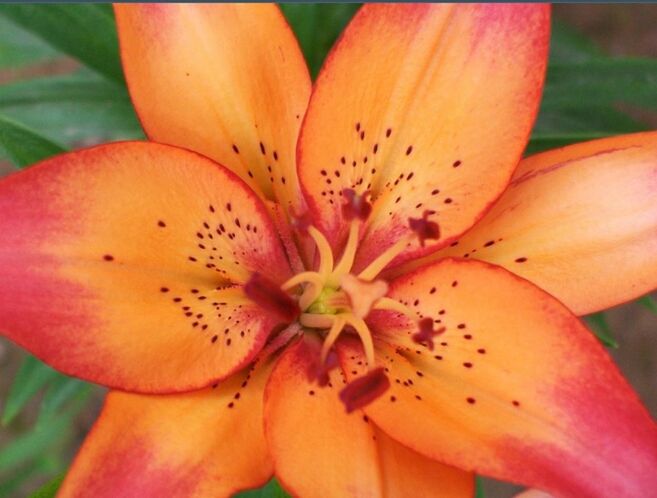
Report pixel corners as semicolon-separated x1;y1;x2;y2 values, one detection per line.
1;4;657;498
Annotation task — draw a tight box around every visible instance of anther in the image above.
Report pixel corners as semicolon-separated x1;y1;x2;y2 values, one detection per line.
289;209;313;235
339;367;390;413
412;317;445;350
342;188;372;221
308;349;340;387
409;210;440;247
244;273;300;323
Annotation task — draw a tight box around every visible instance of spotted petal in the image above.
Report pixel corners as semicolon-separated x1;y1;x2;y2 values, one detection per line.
431;132;657;315
264;336;473;498
115;4;311;211
298;4;549;271
58;359;273;497
0;142;292;392
341;259;657;497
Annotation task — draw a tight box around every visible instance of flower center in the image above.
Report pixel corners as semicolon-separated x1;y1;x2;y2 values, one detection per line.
246;189;443;410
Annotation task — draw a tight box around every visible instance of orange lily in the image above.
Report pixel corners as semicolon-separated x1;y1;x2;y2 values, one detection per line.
1;3;657;497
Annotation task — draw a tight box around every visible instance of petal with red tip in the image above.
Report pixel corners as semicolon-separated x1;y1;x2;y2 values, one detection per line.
115;4;310;211
0;142;291;392
342;259;657;497
433;132;657;315
264;336;473;498
58;359;273;498
298;4;549;271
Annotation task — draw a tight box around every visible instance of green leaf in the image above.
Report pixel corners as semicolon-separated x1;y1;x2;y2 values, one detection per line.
0;71;143;147
0;114;64;168
237;479;290;498
2;355;60;426
638;295;657;316
280;4;359;79
0;15;58;69
475;476;486;498
36;377;91;428
549;20;603;63
585;313;619;349
28;474;65;498
0;4;123;82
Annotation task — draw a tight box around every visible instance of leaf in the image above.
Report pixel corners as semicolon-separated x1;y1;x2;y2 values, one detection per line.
638;295;657;316
549;20;603;63
28;474;65;498
280;4;359;79
0;4;123;82
237;479;290;498
0;15;58;69
36;377;91;428
475;476;486;498
585;313;619;349
2;355;60;426
0;71;143;147
0;114;64;168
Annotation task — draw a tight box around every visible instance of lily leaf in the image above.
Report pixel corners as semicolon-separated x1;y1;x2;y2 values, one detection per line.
0;71;143;147
0;4;123;82
0;114;64;168
280;3;359;79
36;377;91;428
638;295;657;316
585;313;619;349
1;355;60;426
27;474;65;498
237;479;290;498
0;16;58;69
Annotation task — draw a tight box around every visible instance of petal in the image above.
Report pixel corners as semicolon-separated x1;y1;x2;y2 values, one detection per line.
58;359;273;497
431;132;657;315
264;336;473;498
0;142;292;392
298;4;550;271
115;4;311;211
341;259;657;498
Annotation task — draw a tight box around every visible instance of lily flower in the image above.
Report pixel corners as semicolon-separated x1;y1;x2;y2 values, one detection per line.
1;3;657;497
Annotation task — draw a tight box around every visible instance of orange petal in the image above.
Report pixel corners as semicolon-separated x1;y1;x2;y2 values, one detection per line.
431;132;657;315
0;142;292;392
298;4;550;271
341;259;657;497
115;4;311;211
264;336;473;497
58;359;273;497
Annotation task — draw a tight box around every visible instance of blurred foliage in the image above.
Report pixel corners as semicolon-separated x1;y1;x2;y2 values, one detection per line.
0;4;655;497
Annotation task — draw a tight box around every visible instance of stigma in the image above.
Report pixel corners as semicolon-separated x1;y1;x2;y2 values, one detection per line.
246;188;442;411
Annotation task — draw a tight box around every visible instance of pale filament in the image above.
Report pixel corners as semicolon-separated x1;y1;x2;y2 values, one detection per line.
280;216;428;373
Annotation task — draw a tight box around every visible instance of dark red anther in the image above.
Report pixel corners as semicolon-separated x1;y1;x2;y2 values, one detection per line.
408;210;440;247
289;209;313;235
339;367;390;413
342;188;372;221
412;317;445;350
307;349;339;386
244;273;300;323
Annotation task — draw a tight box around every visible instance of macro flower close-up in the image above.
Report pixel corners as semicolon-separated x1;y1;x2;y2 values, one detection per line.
1;3;657;498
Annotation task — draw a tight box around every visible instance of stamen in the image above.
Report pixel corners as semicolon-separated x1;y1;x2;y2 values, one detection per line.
299;313;336;329
358;234;413;281
343;314;376;367
408;210;440;247
307;348;339;387
341;188;372;221
308;226;334;277
244;273;300;323
412;317;445;350
281;271;324;291
290;209;313;234
340;274;388;319
339;367;390;413
330;220;360;283
320;315;347;364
